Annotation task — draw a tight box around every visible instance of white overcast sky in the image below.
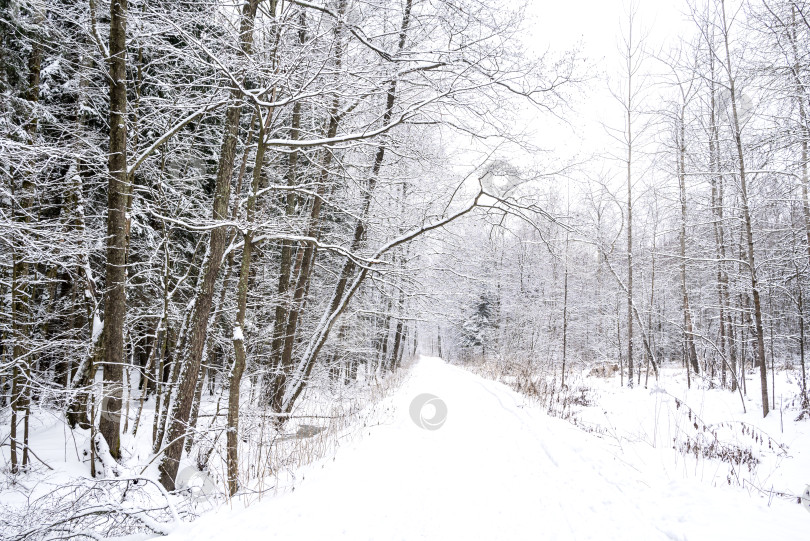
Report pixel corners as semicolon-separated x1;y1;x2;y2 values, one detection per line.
442;0;705;198
525;0;688;60
517;0;696;167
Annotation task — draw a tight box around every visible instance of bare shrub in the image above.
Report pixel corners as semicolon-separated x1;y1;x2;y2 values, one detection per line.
670;396;789;487
1;477;179;541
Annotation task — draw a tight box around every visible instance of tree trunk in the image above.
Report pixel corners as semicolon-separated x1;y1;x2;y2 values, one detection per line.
270;0;414;412
227;84;276;495
561;230;569;389
798;266;808;410
390;311;405;371
626;43;634;388
790;6;810;275
98;0;129;460
268;11;306;385
10;6;47;471
678;108;699;375
721;0;768;416
158;0;260;491
267;0;349;414
706;42;735;389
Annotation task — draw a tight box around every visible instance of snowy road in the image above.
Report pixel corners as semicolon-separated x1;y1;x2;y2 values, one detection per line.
167;357;806;540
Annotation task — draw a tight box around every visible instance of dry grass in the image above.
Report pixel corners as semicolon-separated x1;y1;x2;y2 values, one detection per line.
186;361;413;509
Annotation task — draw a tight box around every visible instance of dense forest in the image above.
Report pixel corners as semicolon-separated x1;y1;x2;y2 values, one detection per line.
1;0;810;537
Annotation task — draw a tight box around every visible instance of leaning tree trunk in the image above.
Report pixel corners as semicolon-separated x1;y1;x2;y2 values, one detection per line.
267;1;348;414
158;0;260;491
270;0;414;413
268;112;339;413
721;0;768;416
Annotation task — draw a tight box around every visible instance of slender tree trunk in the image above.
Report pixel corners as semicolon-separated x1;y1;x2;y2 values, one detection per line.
626;51;634;389
184;362;206;453
378;298;394;369
398;327;408;366
389;188;411;370
268;11;306;384
561;231;569;389
150;236;172;447
738;238;751;397
158;0;260;491
268;0;350;414
798;267;808;410
721;0;768;416
271;0;414;411
390;291;406;370
706;43;735;389
617;294;623;387
787;6;809;411
228;86;276;495
790;6;810;273
645;216;656;388
9;7;43;473
268;113;338;412
678;109;699;375
10;221;32;473
64;99;101;429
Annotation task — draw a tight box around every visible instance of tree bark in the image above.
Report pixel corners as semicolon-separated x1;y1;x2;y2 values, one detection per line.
158;0;260;491
267;0;348;414
10;6;44;473
720;0;768;416
269;0;414;412
98;0;129;460
227;84;276;495
268;11;306;385
678;107;700;375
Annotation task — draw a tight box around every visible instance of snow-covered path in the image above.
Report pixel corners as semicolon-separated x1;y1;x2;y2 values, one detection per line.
167;357;806;540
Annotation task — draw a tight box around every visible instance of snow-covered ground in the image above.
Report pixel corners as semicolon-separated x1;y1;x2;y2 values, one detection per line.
574;366;809;503
160;357;808;540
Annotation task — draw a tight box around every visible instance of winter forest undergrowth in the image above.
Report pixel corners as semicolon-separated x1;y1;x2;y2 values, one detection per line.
2;0;810;538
